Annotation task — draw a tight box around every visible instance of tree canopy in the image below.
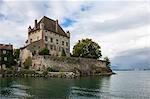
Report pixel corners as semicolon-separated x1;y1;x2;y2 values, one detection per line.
13;49;20;60
104;56;111;67
72;38;102;59
24;57;32;69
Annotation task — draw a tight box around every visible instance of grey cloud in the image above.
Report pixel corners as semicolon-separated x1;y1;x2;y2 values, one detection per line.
112;48;150;69
92;12;150;33
0;13;6;20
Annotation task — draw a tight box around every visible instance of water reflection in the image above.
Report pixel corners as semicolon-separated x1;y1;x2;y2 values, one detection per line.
0;71;150;99
69;76;111;99
0;76;110;98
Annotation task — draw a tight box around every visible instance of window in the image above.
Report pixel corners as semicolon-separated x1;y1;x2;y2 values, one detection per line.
62;41;64;45
51;38;53;43
45;36;48;41
3;50;6;54
50;45;53;50
66;42;68;46
30;39;32;42
54;45;56;50
4;57;7;61
56;39;58;44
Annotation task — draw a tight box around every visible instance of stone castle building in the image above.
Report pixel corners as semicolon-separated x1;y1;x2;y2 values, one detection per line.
20;16;70;63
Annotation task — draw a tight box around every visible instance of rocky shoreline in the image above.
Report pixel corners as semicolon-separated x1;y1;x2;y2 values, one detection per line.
0;70;114;78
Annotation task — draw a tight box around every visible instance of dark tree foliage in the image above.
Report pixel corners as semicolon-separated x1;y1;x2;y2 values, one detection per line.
24;57;32;69
72;38;102;59
13;49;20;60
38;48;49;55
104;57;111;67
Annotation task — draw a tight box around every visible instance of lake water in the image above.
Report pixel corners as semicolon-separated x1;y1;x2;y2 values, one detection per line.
0;71;150;99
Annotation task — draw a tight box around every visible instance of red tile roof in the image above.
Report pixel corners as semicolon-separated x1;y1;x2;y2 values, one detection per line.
0;44;13;50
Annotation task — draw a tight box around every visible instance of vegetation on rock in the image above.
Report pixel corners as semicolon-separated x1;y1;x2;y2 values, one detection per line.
47;67;60;72
23;57;32;69
13;49;20;60
38;48;49;55
42;71;48;76
104;57;111;67
72;38;102;59
61;48;66;57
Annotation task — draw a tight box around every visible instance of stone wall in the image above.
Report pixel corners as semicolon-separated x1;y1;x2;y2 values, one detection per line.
31;56;112;76
20;48;32;64
28;30;42;43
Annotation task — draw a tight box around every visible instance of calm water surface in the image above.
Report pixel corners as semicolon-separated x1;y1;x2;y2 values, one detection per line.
0;71;150;99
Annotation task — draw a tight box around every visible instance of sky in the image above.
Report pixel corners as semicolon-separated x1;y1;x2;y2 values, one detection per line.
0;0;149;69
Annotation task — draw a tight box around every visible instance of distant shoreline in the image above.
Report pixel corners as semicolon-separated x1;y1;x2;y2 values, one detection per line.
113;69;150;71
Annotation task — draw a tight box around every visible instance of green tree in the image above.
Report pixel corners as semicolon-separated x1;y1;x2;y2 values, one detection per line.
38;48;49;55
24;57;32;69
104;57;111;67
61;48;66;56
72;38;102;59
13;49;20;60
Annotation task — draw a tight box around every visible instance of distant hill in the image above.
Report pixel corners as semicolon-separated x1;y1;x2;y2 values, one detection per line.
111;48;150;70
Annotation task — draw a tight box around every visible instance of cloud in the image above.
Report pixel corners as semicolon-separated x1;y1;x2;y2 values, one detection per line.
0;0;149;69
112;47;150;69
92;12;150;33
0;13;5;20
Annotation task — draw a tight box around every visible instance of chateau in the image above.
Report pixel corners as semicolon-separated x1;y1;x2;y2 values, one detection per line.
20;16;70;63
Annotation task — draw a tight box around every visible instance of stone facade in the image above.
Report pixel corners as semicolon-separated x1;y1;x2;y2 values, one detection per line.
20;16;70;63
31;56;112;76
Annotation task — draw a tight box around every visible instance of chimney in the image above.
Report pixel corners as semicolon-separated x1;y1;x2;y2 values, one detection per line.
35;19;37;29
28;26;31;33
66;31;70;37
55;19;58;32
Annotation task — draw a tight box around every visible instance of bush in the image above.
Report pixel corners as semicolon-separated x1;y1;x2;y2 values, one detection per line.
47;67;59;72
38;48;49;55
17;69;36;75
104;57;111;67
42;71;48;76
90;64;97;70
5;69;15;74
13;49;20;60
24;57;32;69
47;67;53;72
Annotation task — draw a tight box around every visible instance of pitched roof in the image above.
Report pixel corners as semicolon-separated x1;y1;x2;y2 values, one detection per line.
31;16;69;38
0;44;13;50
20;40;42;50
